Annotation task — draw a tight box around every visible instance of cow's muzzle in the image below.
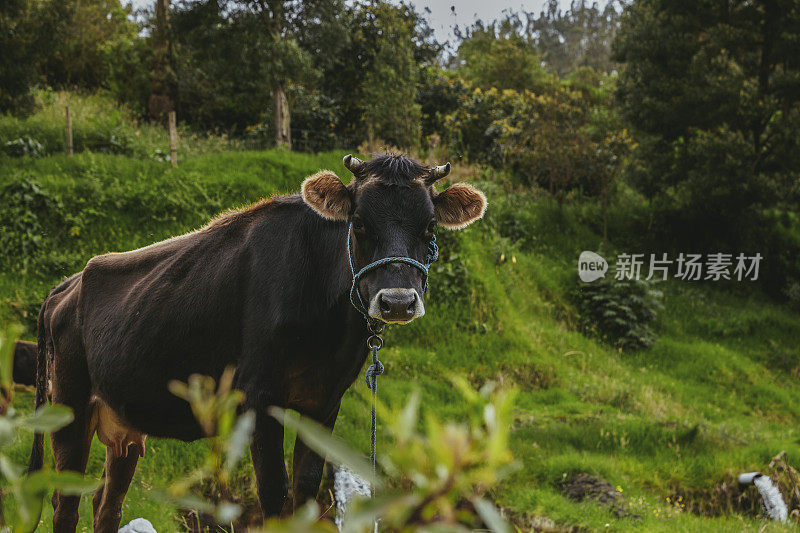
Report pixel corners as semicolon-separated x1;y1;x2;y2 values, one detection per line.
368;288;425;324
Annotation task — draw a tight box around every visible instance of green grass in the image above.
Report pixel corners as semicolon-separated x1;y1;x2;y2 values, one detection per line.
0;90;240;159
2;107;800;531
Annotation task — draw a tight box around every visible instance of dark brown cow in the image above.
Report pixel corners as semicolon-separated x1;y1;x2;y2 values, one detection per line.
13;340;37;386
28;154;487;532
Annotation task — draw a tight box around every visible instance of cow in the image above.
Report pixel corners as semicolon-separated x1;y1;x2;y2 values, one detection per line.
27;154;487;532
13;340;37;386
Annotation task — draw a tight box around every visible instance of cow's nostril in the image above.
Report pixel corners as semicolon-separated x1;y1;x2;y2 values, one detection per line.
377;290;418;321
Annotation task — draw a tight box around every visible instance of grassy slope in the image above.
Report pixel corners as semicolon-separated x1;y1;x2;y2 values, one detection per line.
1;149;799;532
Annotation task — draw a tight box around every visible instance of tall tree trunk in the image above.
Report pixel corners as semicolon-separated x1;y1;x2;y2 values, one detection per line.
274;83;291;149
601;172;609;251
149;0;174;120
753;0;777;168
268;0;291;149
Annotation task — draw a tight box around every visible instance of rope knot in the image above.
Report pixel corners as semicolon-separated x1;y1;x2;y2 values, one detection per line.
426;234;440;265
365;358;384;391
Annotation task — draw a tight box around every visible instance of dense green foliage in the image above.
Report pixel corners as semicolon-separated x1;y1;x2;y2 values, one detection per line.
0;0;42;113
456;21;552;93
170;0;318;131
445;82;626;201
575;277;663;350
614;0;800;248
0;145;799;531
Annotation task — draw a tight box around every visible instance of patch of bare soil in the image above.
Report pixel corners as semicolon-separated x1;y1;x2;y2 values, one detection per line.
179;471;338;532
502;506;585;532
560;472;640;520
469;361;556;391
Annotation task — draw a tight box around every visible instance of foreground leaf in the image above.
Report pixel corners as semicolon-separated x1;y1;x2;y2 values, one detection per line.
472;497;511;533
269;407;380;488
17;405;74;432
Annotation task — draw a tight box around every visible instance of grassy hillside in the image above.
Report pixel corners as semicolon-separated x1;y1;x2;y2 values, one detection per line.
2;122;800;530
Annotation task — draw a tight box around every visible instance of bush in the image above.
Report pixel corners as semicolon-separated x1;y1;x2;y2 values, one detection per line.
445;83;628;201
287;86;341;152
417;68;471;144
0;176;65;272
4;136;45;157
575;275;663;351
428;229;471;302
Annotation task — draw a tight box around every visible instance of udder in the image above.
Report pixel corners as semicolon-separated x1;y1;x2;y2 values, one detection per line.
90;397;147;459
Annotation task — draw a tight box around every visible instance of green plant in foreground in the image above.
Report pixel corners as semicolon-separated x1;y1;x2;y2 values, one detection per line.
267;378;518;533
0;325;98;531
164;368;255;524
157;372;517;531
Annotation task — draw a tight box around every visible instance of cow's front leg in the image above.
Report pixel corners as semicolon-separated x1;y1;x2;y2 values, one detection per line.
292;402;341;511
251;410;289;518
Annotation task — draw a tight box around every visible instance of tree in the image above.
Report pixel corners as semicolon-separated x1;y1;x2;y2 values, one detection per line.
245;0;318;149
38;0;140;90
456;18;551;93
170;0;314;135
526;0;621;77
0;0;40;113
359;1;422;148
262;0;290;148
321;1;438;149
614;0;800;249
149;0;175;118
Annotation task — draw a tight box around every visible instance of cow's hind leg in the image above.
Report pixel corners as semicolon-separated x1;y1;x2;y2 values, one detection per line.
50;356;93;533
92;447;139;532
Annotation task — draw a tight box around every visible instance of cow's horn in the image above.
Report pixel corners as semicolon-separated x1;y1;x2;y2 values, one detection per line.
425;162;451;185
343;154;365;175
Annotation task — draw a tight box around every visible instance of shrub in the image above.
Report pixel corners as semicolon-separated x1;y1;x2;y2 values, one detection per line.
0;176;65;272
288;86;341;152
445;84;629;201
428;229;470;302
4;136;45;157
82;121;134;155
417;68;471;144
575;275;663;351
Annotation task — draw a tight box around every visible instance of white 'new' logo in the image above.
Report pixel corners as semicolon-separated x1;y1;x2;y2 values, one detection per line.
578;251;608;282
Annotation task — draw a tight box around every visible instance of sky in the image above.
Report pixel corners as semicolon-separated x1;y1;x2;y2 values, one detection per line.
128;0;549;46
403;1;548;45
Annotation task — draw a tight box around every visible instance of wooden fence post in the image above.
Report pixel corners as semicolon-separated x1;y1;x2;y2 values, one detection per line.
65;106;73;156
169;111;178;167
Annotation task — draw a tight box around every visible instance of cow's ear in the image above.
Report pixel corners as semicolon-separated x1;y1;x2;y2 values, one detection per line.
433;183;487;230
301;170;352;221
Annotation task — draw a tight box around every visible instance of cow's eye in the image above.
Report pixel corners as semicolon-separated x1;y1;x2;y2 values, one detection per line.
424;220;436;237
352;216;366;234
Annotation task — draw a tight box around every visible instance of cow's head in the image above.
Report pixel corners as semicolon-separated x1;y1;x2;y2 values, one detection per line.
302;154;486;324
